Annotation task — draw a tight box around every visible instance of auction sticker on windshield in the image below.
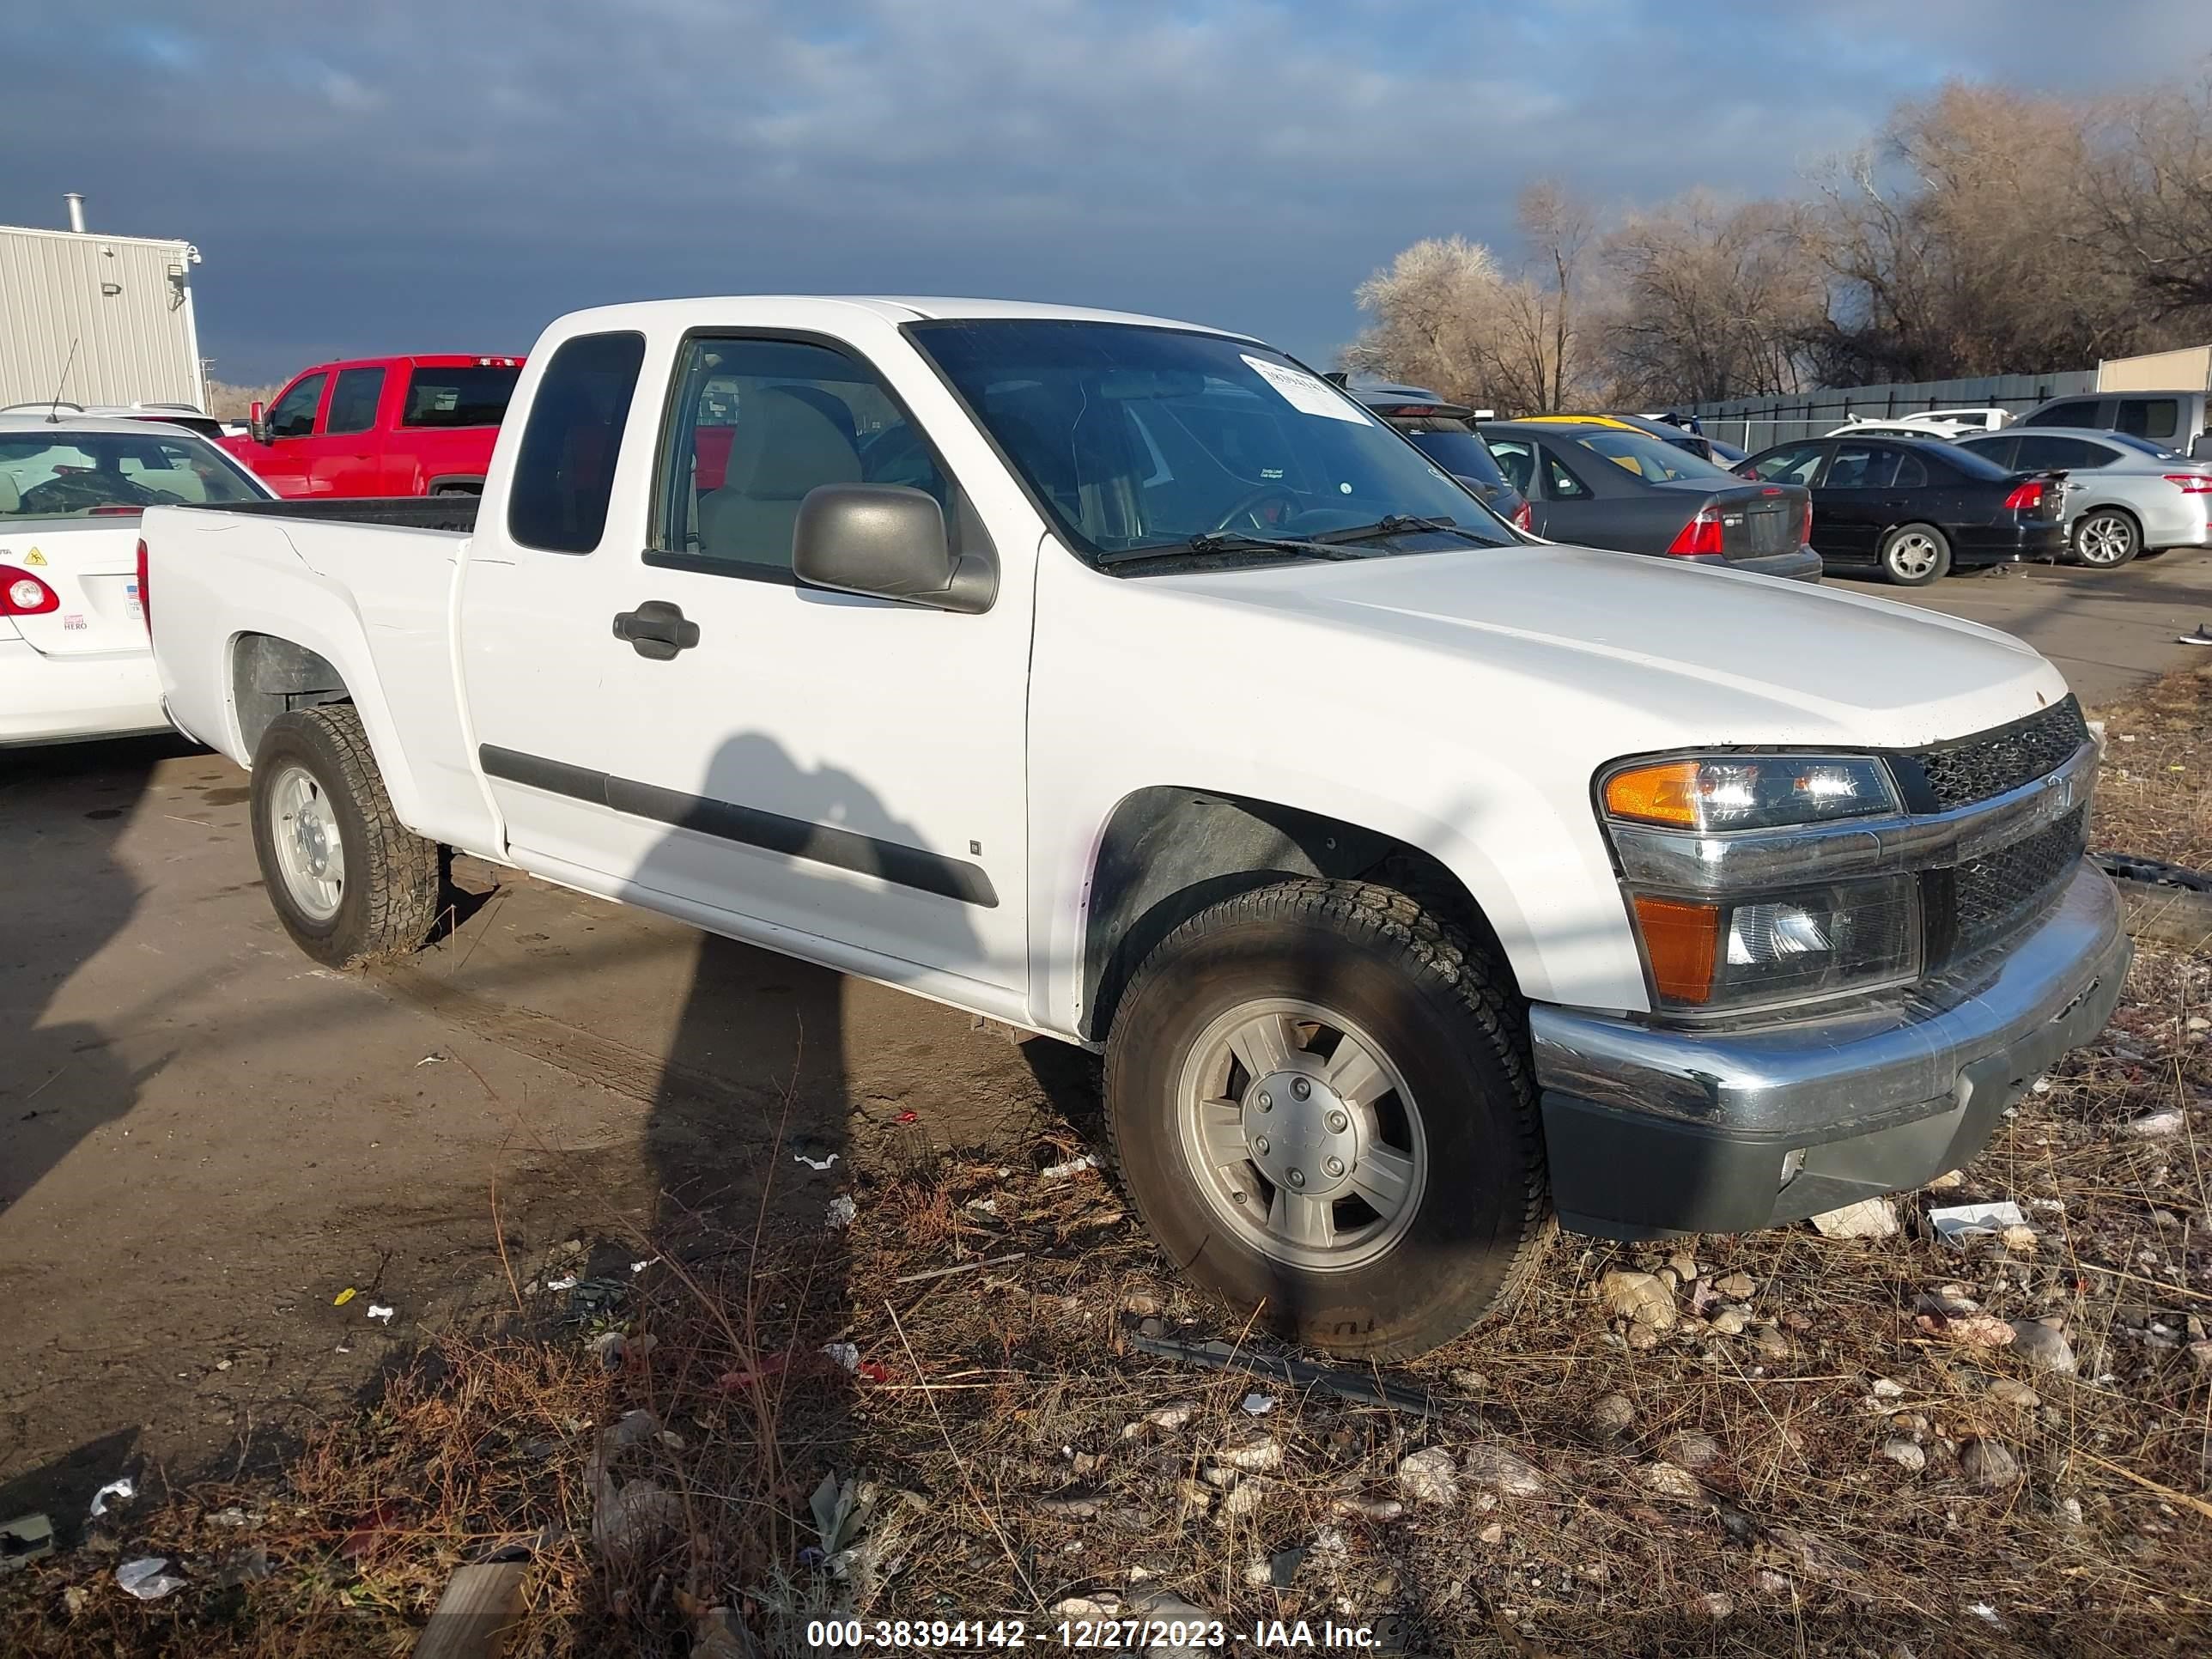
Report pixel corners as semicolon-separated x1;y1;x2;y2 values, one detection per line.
1242;355;1371;424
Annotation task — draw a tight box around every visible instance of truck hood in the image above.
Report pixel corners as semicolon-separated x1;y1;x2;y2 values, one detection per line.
1149;541;2069;750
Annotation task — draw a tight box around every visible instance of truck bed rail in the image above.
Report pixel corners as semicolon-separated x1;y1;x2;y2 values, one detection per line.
184;495;480;533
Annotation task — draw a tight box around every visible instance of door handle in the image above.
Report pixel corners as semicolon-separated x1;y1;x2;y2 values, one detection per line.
612;600;699;660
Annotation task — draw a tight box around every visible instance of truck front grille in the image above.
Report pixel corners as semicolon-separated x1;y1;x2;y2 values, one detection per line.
1905;696;2090;811
1939;804;2088;963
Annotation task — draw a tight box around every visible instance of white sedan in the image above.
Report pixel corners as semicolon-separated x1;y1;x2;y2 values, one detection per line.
2;414;275;745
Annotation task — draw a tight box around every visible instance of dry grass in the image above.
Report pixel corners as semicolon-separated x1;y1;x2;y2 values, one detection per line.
204;381;283;422
9;677;2212;1656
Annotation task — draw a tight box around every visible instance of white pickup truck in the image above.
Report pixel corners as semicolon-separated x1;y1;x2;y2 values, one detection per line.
143;296;2128;1357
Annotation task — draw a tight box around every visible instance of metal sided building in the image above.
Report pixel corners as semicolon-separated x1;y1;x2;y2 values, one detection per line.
1;200;206;412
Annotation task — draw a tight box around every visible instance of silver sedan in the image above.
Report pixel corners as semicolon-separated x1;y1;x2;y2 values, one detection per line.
1955;427;2212;568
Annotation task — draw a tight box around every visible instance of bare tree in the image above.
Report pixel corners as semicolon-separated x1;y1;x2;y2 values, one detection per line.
1346;64;2212;412
1807;82;2154;382
2080;73;2212;322
1596;193;1822;404
1513;181;1600;410
1340;236;1514;404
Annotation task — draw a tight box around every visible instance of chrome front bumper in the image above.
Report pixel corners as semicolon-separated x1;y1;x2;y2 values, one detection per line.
1528;861;2130;1238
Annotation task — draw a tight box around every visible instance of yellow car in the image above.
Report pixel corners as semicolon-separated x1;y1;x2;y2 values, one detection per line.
1515;413;1736;466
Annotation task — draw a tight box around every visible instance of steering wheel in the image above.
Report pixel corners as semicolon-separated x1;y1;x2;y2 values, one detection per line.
20;473;154;516
1210;486;1304;535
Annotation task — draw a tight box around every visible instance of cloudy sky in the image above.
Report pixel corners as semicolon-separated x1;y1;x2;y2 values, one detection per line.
5;0;2209;385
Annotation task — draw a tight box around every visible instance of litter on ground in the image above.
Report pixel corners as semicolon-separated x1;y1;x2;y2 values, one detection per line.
88;1478;133;1517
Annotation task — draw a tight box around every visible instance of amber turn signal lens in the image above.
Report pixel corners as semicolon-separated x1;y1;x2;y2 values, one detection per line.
1604;761;1704;828
1631;894;1719;1005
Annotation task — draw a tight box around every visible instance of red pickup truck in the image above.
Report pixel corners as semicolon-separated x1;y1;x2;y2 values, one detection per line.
222;355;523;498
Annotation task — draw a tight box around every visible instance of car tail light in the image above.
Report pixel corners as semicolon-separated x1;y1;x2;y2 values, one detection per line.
88;505;143;517
2164;474;2212;495
136;538;151;634
1665;506;1725;556
2002;479;2046;511
1802;498;1814;545
3;566;60;616
1512;500;1534;532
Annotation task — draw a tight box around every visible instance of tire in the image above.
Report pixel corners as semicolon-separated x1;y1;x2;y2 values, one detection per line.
2071;507;2140;569
250;704;440;967
1103;878;1549;1359
1879;523;1951;586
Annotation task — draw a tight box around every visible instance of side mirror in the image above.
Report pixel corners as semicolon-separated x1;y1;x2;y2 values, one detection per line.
793;483;995;613
248;401;269;445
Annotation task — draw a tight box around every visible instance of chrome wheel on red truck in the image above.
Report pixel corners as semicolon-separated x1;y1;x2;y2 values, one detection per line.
250;705;441;967
1104;878;1550;1359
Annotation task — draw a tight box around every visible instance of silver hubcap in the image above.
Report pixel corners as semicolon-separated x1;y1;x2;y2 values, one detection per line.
268;763;344;921
1176;999;1425;1272
1887;532;1941;579
2076;514;2131;565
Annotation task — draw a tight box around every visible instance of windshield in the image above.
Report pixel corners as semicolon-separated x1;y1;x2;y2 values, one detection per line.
908;320;1510;561
1394;421;1510;489
1563;428;1735;483
0;429;267;518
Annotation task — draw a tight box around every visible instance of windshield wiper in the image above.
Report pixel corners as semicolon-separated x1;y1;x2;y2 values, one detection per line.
1096;530;1365;568
1314;514;1499;546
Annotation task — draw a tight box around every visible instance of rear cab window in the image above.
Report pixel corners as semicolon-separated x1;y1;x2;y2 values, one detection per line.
404;365;524;429
506;333;646;554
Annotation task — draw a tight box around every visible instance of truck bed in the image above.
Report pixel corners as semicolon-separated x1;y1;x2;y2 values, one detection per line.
188;495;481;533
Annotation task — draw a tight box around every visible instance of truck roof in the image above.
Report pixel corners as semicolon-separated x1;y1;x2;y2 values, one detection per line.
547;295;1256;339
289;355;525;373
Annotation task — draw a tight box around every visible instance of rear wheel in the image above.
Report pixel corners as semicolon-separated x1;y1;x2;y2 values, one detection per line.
1103;878;1549;1359
1880;523;1951;586
251;704;439;966
2071;507;2140;568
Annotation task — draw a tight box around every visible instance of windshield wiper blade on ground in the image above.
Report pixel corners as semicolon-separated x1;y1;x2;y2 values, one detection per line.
1314;514;1497;545
1096;530;1364;568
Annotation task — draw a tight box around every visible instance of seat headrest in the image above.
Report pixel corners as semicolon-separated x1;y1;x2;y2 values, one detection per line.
727;388;862;500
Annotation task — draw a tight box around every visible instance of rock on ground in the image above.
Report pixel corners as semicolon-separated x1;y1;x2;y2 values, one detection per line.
1641;1462;1705;1501
1809;1197;1899;1238
1584;1392;1638;1442
1961;1437;2021;1488
1662;1431;1722;1471
1601;1270;1677;1329
1881;1438;1926;1472
1464;1443;1547;1497
2008;1320;2078;1375
1395;1447;1460;1508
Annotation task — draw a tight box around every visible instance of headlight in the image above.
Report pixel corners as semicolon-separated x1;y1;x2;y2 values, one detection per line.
1601;752;1917;1013
1603;755;1899;832
1629;876;1920;1012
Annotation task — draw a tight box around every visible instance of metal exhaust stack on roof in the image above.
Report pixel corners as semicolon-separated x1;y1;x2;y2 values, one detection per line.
64;193;86;234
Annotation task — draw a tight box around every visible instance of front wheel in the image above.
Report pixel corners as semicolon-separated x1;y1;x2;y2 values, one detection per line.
251;704;440;966
2071;508;2140;568
1880;523;1952;586
1103;879;1549;1359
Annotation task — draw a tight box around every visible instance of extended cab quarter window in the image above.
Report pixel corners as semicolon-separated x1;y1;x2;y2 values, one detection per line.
266;373;326;440
325;367;386;436
651;337;947;577
506;331;645;555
